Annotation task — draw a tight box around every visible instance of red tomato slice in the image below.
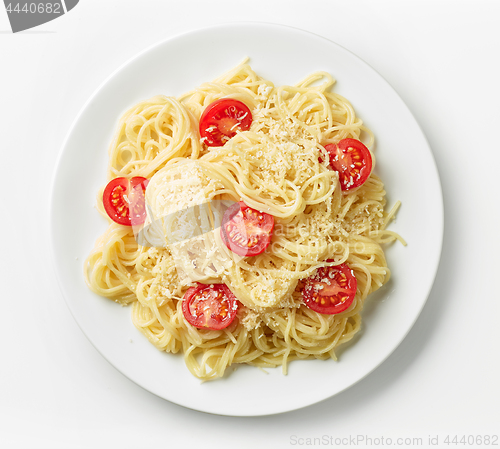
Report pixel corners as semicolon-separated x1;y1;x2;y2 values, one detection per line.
323;138;373;190
220;202;274;257
199;99;252;147
302;263;357;314
182;283;239;330
102;176;149;226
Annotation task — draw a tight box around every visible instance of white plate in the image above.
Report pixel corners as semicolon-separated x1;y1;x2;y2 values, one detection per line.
50;23;443;416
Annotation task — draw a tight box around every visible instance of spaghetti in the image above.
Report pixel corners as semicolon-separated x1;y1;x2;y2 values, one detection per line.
85;60;404;381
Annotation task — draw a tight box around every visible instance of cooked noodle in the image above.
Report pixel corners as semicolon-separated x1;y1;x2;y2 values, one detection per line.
85;60;404;381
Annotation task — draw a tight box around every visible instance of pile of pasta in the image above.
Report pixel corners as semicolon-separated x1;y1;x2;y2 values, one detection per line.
85;60;403;381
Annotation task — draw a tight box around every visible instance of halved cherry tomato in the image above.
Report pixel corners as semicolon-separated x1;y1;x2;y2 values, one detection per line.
199;98;252;147
102;176;149;226
323;138;373;190
182;283;239;330
302;262;357;314
220;202;274;257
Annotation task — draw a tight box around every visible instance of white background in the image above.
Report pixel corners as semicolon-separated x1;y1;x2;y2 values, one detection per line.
1;0;499;448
